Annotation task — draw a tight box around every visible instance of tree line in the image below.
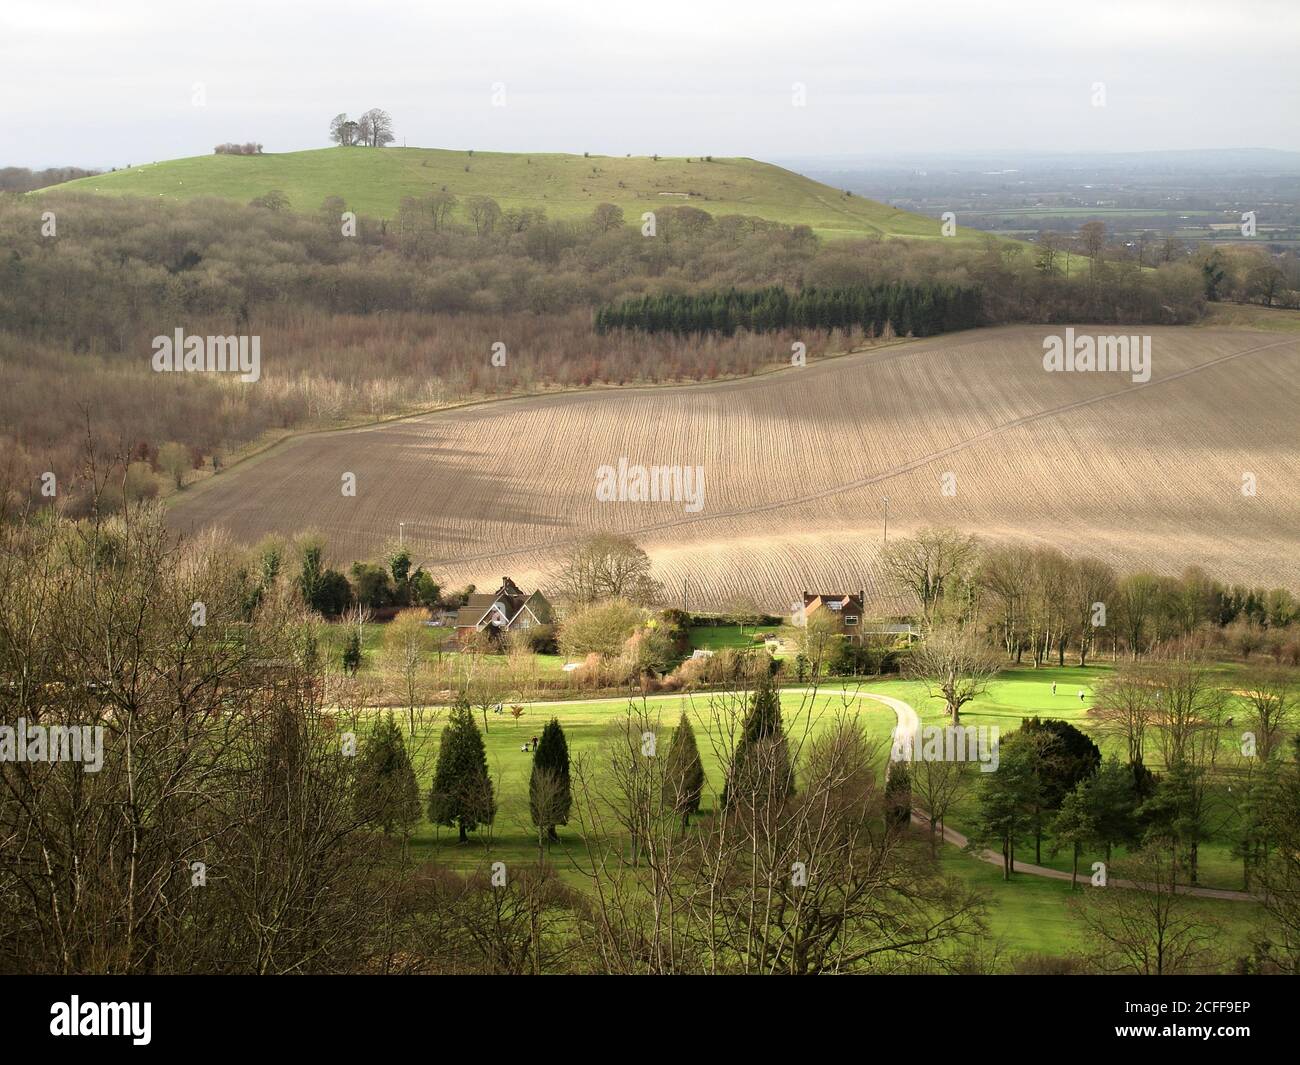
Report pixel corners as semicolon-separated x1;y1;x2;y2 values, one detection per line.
882;527;1300;667
594;281;983;338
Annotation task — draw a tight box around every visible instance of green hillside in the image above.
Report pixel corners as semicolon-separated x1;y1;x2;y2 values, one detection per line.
50;146;982;242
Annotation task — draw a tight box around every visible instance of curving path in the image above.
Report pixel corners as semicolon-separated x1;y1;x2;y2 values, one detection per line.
850;690;1260;903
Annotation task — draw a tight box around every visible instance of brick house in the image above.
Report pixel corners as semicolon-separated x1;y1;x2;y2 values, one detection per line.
791;589;866;640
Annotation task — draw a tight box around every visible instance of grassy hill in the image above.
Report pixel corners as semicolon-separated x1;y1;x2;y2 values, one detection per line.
51;146;984;242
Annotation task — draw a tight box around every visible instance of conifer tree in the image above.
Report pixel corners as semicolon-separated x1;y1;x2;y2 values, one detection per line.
354;712;421;837
529;716;572;842
723;666;793;809
663;712;706;833
342;629;362;675
428;697;497;842
885;760;912;829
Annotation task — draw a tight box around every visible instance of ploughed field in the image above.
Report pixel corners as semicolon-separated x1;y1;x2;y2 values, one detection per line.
168;325;1300;610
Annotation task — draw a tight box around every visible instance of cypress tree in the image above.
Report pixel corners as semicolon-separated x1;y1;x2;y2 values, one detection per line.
723;667;793;809
884;760;912;829
342;629;362;675
663;712;706;834
529;716;572;842
354;712;421;837
428;697;497;842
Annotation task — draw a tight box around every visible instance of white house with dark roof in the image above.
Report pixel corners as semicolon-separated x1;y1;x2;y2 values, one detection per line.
453;577;553;637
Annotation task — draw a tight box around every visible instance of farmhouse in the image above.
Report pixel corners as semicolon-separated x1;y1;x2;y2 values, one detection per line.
791;589;867;640
454;577;553;637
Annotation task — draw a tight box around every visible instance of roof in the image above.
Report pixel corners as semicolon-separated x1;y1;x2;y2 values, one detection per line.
454;578;550;629
802;591;865;613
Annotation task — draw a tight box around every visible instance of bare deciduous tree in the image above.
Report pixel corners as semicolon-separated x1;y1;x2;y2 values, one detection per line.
905;623;1001;723
548;532;660;606
882;527;979;624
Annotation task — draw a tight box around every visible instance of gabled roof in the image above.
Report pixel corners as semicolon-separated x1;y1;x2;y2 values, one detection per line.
802;590;865;614
454;578;551;629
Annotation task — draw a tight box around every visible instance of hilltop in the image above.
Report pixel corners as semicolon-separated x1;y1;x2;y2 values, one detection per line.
50;146;984;242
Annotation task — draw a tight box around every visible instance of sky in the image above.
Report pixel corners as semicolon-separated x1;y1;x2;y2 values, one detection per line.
1;0;1297;169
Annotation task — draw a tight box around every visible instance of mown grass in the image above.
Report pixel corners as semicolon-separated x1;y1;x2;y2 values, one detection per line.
353;665;1269;966
688;623;775;650
49;146;992;242
938;847;1262;965
913;663;1262;891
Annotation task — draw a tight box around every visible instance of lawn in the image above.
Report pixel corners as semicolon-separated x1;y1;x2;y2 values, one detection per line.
939;847;1263;967
910;663;1261;891
688;622;777;651
380;685;900;870
350;664;1271;966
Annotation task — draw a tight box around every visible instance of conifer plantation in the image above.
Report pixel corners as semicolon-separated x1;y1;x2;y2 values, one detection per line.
595;282;982;337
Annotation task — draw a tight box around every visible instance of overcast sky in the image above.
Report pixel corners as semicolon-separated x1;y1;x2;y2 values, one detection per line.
2;0;1297;168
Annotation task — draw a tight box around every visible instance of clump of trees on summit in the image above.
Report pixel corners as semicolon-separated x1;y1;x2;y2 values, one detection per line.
329;109;395;148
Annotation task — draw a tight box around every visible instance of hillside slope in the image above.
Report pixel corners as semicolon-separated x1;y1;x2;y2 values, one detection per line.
51;147;981;241
168;325;1300;609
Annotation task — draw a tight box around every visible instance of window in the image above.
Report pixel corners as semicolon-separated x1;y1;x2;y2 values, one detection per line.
845;615;859;625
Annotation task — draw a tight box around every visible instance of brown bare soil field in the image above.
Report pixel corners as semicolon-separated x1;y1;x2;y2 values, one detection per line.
168;325;1300;611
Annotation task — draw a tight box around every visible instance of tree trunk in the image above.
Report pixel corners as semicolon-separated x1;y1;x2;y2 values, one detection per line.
458;822;468;843
1071;843;1079;889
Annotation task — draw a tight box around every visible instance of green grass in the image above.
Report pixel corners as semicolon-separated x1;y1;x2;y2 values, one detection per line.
358;665;1270;965
373;687;899;869
939;847;1262;965
687;623;774;650
913;664;1260;891
1200;303;1300;333
48;146;994;243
